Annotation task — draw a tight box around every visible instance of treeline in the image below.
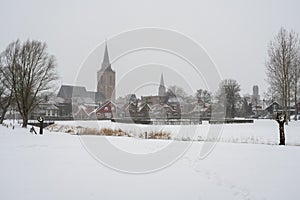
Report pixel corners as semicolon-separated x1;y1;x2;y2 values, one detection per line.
164;79;243;119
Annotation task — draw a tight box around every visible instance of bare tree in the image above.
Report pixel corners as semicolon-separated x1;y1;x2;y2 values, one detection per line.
239;97;252;117
265;84;281;105
0;40;58;128
215;79;241;118
266;27;300;124
167;85;187;98
196;89;212;105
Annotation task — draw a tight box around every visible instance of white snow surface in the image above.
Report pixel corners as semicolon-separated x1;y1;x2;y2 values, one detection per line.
0;120;300;200
52;119;300;146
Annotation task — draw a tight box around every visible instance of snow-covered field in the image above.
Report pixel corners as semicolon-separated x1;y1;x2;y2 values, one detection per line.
0;120;300;200
52;119;300;146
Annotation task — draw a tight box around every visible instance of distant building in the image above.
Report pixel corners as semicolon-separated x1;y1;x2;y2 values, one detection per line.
31;42;116;120
138;74;181;119
31;103;59;119
90;101;116;120
56;85;104;118
124;101;151;122
251;85;263;117
252;85;260;104
141;73;168;105
54;44;115;118
141;96;163;105
74;105;90;120
97;42;116;102
57;85;104;104
265;101;282;115
253;85;259;97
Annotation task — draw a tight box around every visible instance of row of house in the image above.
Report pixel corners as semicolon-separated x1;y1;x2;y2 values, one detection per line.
263;101;300;118
7;89;299;122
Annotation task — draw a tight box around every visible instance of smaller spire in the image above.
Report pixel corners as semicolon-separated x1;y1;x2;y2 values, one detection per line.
158;73;166;96
101;40;112;71
160;73;165;87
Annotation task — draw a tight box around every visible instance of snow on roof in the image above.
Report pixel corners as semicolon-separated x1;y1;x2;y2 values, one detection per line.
137;103;151;112
45;105;59;110
75;105;89;116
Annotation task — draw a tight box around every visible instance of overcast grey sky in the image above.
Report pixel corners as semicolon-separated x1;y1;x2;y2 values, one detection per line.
1;0;300;97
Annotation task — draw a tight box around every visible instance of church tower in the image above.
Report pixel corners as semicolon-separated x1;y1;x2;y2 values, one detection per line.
158;73;166;96
97;42;115;102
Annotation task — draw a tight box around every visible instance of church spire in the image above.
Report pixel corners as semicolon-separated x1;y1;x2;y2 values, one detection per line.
101;41;112;71
158;73;166;96
160;73;165;87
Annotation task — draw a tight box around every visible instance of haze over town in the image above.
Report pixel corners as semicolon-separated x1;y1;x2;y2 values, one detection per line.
1;0;300;97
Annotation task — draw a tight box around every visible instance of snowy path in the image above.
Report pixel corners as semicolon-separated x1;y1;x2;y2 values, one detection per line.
0;123;300;200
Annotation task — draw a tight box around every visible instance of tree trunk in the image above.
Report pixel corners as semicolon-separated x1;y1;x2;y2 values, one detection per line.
295;84;298;121
22;114;28;128
0;107;8;124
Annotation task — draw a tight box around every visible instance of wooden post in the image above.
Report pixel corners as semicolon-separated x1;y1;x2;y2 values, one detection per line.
37;116;44;135
276;113;286;145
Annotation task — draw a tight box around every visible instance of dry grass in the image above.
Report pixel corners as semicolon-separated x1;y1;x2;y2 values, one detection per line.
66;129;74;133
78;127;131;137
46;124;171;140
140;131;171;140
79;127;171;139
